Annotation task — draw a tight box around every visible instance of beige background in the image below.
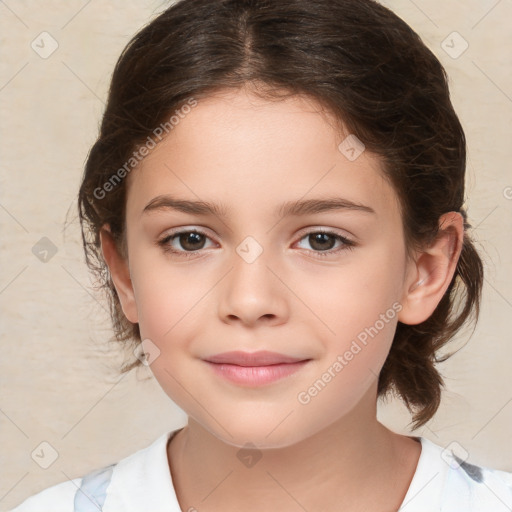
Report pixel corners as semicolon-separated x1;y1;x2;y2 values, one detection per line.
0;0;511;509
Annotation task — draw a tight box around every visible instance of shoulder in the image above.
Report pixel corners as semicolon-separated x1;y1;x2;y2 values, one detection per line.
405;436;512;512
8;477;81;512
9;429;181;512
441;449;512;511
9;465;116;512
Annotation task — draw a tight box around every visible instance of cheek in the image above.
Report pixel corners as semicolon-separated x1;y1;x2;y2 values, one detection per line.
126;235;213;334
130;260;208;409
306;244;404;377
294;300;400;427
301;245;403;337
133;266;207;341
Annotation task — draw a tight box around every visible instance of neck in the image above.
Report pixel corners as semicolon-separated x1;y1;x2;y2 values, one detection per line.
167;385;420;512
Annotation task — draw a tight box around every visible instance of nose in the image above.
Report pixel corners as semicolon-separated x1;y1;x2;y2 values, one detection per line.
217;246;289;328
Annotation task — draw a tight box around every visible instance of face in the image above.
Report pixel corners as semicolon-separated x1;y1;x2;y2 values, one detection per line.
112;87;417;448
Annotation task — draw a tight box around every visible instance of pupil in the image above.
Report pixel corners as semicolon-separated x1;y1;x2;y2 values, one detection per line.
182;232;204;250
311;233;334;250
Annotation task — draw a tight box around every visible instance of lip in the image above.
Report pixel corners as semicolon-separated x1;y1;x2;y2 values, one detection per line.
203;351;311;386
204;350;307;366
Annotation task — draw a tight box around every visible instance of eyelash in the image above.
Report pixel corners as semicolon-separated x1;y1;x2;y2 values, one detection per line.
157;228;356;260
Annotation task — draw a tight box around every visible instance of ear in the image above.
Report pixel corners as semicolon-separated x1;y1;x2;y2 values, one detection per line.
99;225;139;324
398;212;464;325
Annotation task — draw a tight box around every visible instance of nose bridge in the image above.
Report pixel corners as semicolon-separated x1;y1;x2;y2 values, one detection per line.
230;233;279;298
217;233;289;325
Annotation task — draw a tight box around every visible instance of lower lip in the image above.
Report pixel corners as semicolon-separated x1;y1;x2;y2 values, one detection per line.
205;360;310;386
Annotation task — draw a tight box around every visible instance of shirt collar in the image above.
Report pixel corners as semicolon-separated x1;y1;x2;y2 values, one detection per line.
398;436;448;511
103;428;183;512
103;429;444;512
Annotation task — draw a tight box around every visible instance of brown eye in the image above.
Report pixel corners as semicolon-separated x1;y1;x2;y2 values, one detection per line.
308;232;337;251
158;229;215;257
295;230;355;257
177;231;207;251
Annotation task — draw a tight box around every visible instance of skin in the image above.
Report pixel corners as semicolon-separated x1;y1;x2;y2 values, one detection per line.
100;85;464;511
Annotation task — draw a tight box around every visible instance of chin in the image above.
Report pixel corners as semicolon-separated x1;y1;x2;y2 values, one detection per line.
205;418;313;450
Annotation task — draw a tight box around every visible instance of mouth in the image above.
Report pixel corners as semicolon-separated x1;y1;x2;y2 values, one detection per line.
203;351;312;386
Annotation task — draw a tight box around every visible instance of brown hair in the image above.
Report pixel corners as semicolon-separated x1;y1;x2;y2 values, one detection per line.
78;0;483;430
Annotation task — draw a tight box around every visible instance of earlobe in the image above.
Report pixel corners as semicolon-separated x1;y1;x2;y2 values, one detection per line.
398;212;464;326
99;225;139;324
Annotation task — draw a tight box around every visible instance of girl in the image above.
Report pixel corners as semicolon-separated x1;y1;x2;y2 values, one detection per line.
11;0;512;510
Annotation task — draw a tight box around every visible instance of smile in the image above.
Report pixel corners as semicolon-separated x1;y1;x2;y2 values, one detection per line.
204;360;311;386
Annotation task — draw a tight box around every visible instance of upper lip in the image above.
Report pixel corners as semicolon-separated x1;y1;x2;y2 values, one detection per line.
204;350;309;366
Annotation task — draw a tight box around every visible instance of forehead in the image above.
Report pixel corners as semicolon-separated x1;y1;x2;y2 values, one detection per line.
125;88;400;222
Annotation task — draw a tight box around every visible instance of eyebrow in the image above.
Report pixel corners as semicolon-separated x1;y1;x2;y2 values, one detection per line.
142;194;376;218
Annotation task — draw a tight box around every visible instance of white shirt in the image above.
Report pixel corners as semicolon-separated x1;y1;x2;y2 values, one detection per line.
10;428;512;511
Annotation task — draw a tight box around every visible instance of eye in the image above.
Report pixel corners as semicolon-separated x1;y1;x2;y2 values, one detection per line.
157;227;356;259
158;228;216;259
295;230;356;257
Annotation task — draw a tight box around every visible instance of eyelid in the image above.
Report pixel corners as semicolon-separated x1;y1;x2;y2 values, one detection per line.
158;226;218;248
295;225;355;240
160;225;354;241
